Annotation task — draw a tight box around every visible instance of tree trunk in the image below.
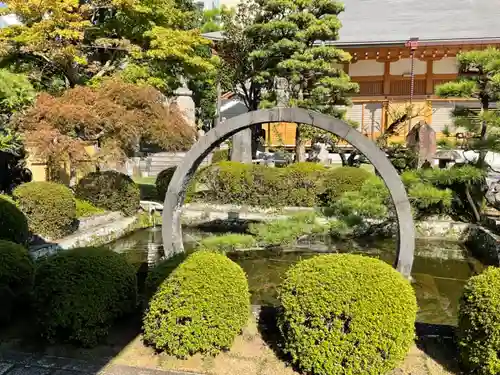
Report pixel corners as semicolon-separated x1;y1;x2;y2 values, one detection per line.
295;124;306;162
478;98;489;167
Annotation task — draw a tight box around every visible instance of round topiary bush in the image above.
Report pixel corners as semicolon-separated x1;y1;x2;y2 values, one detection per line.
144;253;187;300
458;267;500;374
278;254;417;375
156;167;176;201
321;166;371;206
0;194;29;245
0;240;34;323
33;247;137;347
75;171;140;216
143;250;250;357
13;182;76;239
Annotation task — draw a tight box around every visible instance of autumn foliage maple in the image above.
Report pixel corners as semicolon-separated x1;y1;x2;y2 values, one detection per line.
16;79;196;168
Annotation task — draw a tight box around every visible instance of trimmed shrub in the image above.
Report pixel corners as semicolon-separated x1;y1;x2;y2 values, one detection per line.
458;267;500;374
278;254;417;375
0;240;34;323
33;247;137;347
249;212;326;246
144;253;188;300
321;166;371;206
203;161;327;207
75;199;105;218
282;163;328;206
143;250;250;357
156;167;176;202
198;234;257;252
13;182;76;239
75;171;140;216
212;148;229;163
0;194;29;245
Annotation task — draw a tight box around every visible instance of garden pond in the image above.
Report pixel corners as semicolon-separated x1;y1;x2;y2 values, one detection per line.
108;226;484;327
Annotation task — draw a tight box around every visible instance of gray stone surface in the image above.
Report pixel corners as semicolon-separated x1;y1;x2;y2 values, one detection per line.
230;128;252;163
0;351;194;375
203;0;500;44
162;107;416;278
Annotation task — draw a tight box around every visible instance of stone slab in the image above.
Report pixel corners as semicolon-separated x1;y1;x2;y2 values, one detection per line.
5;366;52;375
99;364;192;375
0;363;14;375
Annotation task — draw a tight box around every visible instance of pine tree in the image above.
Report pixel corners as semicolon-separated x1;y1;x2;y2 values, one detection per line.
436;48;500;167
246;0;358;161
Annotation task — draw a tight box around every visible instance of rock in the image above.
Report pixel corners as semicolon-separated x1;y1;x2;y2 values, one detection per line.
486;180;500;209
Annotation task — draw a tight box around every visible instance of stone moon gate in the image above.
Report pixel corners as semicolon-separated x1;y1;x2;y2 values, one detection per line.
162;108;415;278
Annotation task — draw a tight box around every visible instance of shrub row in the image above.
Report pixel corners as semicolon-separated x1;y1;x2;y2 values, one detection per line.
3;170;139;241
199;162;370;208
75;171;140;216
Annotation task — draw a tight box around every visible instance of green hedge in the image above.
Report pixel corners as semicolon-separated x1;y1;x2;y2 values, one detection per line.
278;254;417;375
0;195;29;245
76;171;140;216
13;182;76;239
320;167;371;207
75;199;105;218
144;253;187;300
458;267;500;374
0;240;34;323
143;251;250;357
203;162;334;207
33;247;137;347
212;149;229;163
198;234;257;252
156;167;176;202
282;162;327;206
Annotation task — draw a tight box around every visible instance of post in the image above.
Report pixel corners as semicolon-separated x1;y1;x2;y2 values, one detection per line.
405;37;419;135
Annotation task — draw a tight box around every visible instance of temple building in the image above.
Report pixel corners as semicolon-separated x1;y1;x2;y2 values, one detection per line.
205;0;500;148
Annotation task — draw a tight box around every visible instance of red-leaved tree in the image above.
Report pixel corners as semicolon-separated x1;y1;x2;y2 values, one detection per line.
16;79;196;177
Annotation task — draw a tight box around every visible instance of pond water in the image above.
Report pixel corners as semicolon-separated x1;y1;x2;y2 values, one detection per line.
107;226;484;327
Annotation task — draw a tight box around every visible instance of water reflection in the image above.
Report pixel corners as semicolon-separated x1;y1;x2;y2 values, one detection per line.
107;228;483;326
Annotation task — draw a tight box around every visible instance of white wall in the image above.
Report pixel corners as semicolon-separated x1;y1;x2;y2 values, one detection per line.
390;58;427;75
349;60;384;76
433;57;459;74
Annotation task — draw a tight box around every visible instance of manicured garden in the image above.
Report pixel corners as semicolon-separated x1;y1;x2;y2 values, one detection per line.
0;161;498;375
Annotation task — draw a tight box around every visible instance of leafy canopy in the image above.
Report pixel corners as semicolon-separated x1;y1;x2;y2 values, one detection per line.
0;0;218;94
15;79;196;167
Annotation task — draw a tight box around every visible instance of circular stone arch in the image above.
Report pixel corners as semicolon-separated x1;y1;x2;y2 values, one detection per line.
162;108;415;278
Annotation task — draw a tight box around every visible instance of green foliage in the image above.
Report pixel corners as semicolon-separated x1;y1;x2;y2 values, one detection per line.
76;171;140;216
75;199;105;218
458;267;500;374
198;234;257;252
0;194;29;245
156;167;176;202
249;212;326;246
144;253;188;300
436;48;500;166
403;166;486;221
0;240;34;323
33;247;137;347
284;163;328;206
211;148;229;163
202;161;329;207
0;69;35;119
321;167;371;207
143;251;250;357
278;254;417;375
0;0;217;96
13;182;76;239
247;0;358;159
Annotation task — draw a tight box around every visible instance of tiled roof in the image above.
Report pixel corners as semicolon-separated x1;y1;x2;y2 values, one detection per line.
204;0;500;45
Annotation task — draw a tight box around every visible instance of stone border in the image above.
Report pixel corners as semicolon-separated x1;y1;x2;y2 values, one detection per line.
162;108;415;277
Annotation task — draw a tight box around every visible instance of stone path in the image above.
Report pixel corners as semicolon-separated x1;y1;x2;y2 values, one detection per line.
0;351;192;375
